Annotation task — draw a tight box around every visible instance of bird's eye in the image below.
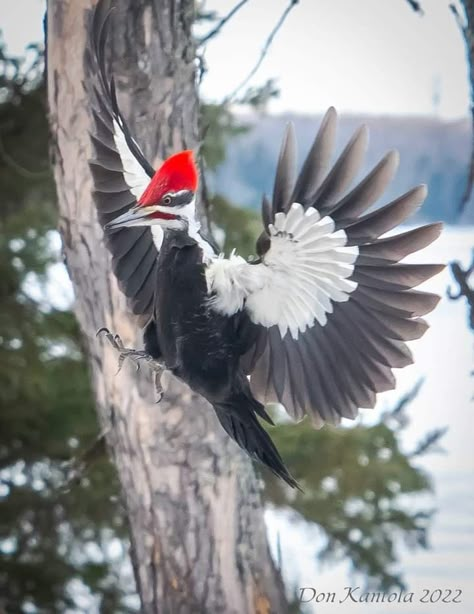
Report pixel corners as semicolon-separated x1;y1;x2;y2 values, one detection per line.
162;195;172;206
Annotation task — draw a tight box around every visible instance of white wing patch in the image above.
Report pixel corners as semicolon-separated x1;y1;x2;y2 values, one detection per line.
206;203;359;339
113;119;151;200
205;252;266;314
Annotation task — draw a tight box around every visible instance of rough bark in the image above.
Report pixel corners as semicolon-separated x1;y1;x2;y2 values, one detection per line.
46;1;287;612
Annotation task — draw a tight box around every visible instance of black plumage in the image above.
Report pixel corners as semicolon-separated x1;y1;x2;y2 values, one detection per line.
86;0;444;487
151;231;298;487
86;0;299;487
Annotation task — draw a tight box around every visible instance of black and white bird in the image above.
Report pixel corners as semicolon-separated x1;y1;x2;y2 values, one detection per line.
86;2;444;488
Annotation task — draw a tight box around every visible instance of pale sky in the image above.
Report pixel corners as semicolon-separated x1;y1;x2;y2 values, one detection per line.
1;0;471;118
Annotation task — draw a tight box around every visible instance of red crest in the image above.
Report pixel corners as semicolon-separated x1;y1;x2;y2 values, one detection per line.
138;150;198;206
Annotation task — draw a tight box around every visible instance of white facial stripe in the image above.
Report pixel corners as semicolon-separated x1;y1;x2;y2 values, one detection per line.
181;201;215;263
177;201;197;219
150;198;215;262
151;225;164;250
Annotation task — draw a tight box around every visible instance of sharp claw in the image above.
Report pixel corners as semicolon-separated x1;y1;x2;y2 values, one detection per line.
114;334;125;349
96;328;165;399
153;370;164;403
117;353;126;373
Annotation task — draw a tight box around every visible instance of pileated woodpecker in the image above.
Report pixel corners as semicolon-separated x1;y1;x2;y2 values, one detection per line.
86;1;443;488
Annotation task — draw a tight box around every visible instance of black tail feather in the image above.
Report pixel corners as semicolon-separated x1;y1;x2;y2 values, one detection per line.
213;398;300;490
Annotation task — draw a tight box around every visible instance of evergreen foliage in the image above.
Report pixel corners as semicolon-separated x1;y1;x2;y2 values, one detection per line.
0;41;134;613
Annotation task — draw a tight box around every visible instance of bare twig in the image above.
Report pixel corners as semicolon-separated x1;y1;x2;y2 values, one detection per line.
60;430;108;490
405;0;424;14
450;2;467;30
448;253;474;329
409;427;448;457
199;0;250;45
223;0;299;105
383;379;424;431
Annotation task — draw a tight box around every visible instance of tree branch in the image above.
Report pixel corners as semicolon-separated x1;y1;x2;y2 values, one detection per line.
60;430;108;490
409;427;448;457
448;252;474;329
223;0;299;104
405;0;424;15
383;379;424;430
199;0;250;45
450;2;467;31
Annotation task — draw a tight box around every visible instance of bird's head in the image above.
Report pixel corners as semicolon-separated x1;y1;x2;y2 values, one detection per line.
105;150;198;231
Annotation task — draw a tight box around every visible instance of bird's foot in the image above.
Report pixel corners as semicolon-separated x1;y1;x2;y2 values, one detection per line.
97;327;166;402
96;327;149;373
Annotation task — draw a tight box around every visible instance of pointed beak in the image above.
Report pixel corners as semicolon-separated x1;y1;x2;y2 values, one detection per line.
104;206;154;231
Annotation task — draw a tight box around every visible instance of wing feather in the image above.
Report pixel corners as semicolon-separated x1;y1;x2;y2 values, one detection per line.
344;185;427;241
86;0;159;320
356;285;441;317
292;107;338;206
358;223;443;262
313;125;368;215
272;123;297;215
330;150;399;221
323;320;376;408
206;111;443;425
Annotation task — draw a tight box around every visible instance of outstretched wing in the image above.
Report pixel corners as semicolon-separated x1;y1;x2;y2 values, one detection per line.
206;108;443;427
85;0;160;318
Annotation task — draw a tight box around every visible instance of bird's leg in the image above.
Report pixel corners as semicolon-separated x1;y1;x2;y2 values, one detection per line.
97;327;167;402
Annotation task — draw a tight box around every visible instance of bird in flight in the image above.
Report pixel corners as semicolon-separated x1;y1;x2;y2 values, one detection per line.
86;1;443;488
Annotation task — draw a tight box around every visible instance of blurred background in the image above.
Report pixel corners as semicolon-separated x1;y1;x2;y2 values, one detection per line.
0;0;473;612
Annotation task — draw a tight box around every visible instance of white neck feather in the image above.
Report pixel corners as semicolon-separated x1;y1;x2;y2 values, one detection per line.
150;199;215;263
186;205;215;263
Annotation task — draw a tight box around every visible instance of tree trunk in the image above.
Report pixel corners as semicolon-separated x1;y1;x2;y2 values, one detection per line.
46;1;287;612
